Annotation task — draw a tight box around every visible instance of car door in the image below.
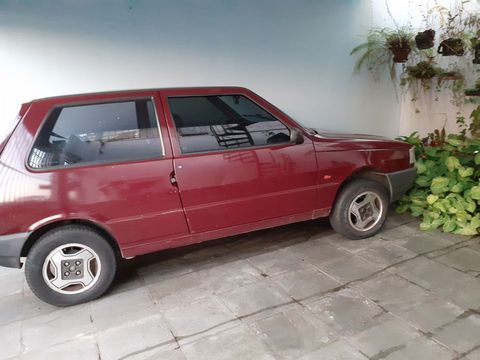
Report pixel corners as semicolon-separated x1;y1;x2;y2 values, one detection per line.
23;92;190;249
161;89;318;234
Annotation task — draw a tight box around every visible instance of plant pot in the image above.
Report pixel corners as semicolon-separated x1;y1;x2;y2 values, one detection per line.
415;29;435;49
438;38;465;56
472;38;480;64
388;36;411;63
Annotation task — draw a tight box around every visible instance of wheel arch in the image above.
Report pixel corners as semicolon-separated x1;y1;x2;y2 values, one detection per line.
21;219;122;258
332;167;391;209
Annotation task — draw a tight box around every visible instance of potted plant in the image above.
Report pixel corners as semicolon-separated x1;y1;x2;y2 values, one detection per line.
438;38;465;56
415;29;435;49
387;31;413;62
465;77;480;96
351;27;415;80
434;5;480;56
472;36;480;64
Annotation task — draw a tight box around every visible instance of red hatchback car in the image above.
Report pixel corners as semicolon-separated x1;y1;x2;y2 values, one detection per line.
0;87;416;306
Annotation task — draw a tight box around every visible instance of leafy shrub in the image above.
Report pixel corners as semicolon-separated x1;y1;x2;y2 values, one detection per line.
397;132;480;235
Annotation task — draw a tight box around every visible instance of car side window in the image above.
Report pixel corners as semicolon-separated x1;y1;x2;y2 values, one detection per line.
28;99;162;169
168;95;290;154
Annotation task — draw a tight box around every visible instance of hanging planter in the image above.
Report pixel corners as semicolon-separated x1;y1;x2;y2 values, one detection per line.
438;38;465;56
472;37;480;64
415;29;435;50
387;34;412;63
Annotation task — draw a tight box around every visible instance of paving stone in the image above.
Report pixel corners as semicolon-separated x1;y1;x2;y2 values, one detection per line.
90;287;157;331
384;336;456;360
299;339;367;359
357;242;417;267
393;257;480;309
0;321;21;359
465;347;480;359
251;305;336;359
0;271;24;298
306;288;388;336
351;273;435;314
326;234;385;253
348;318;419;358
466;238;480;253
392;232;454;254
383;211;417;230
22;306;95;352
378;223;419;240
21;335;98;360
0;293;57;326
182;324;274;360
270;264;341;300
435;247;480;273
163;294;237;342
245;248;305;276
137;258;195;285
433;315;480;354
109;269;145;295
97;314;174;360
126;347;187;360
147;271;212;311
197;259;262;293
286;240;349;267
399;298;464;332
316;254;382;284
218;280;291;318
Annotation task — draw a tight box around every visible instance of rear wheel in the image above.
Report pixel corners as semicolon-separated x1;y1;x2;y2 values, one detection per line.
25;225;117;306
329;179;389;239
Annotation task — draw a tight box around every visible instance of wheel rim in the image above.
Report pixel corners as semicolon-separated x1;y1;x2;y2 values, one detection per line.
347;191;383;232
42;243;101;295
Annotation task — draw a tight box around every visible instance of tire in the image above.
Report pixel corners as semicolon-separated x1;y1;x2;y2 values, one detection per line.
25;225;117;306
329;179;389;240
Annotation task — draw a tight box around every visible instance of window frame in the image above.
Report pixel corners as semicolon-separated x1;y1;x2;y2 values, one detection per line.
166;93;295;156
26;96;166;172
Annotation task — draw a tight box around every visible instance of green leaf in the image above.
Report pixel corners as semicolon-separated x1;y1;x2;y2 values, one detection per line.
475;152;480;165
446;137;463;147
458;167;474;178
415;176;431;187
416;161;427;174
426;194;439;204
443;218;456;232
446;156;461;172
430;177;450;194
470;186;480;200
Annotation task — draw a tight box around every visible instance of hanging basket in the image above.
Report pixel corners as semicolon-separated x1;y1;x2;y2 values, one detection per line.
472;38;480;64
438;38;465;56
415;29;435;50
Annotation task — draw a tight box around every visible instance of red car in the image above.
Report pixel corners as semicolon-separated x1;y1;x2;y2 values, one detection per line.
0;87;415;306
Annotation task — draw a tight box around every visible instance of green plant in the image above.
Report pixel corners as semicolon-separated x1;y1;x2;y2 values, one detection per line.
400;61;464;104
351;27;415;81
397;133;480;235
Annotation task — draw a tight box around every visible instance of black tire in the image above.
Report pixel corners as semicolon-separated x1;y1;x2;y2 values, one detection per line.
25;225;117;306
329;179;389;240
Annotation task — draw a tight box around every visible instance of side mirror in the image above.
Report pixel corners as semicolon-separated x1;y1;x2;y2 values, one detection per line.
290;128;304;144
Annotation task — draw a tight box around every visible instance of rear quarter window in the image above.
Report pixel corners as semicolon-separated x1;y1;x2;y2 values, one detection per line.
28;99;163;169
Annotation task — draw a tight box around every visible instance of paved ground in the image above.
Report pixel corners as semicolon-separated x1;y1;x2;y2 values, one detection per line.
1;211;480;359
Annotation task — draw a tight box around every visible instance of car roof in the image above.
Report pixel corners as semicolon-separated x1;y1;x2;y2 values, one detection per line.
31;86;251;103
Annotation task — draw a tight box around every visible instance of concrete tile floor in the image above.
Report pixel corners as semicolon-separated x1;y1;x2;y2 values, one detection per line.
1;211;480;359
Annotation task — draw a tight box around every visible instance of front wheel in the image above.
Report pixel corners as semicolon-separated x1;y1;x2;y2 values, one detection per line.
329;179;389;240
25;225;117;306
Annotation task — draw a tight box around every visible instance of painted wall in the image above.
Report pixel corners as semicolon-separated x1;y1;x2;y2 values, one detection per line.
0;0;401;140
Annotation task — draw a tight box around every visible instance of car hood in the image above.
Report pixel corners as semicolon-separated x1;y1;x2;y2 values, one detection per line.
311;130;409;151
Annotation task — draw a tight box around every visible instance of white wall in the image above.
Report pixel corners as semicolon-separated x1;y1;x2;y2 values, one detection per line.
0;0;401;140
